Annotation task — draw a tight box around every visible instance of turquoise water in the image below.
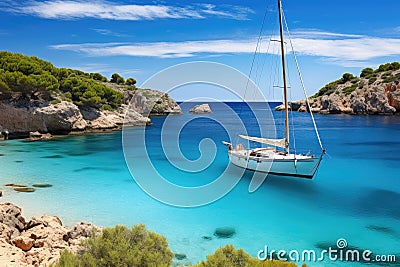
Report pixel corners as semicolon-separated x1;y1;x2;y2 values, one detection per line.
1;102;400;266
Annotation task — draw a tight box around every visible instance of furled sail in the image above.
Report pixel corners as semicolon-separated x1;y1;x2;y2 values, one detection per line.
239;135;286;148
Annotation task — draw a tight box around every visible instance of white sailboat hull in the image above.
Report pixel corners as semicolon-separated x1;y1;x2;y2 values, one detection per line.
228;149;322;178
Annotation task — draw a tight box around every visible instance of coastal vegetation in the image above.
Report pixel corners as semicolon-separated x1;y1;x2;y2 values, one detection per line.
275;61;400;115
54;224;174;267
0;202;303;266
192;244;302;267
312;62;400;98
55;239;303;267
0;51;138;110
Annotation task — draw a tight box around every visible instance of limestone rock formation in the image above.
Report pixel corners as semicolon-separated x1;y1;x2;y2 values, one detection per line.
35;101;87;132
0;101;150;139
0;88;182;139
0;202;101;267
189;103;212;114
127;89;182;115
275;74;400;115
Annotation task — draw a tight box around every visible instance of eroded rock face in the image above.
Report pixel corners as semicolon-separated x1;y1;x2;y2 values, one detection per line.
0;101;150;138
275;82;400;115
0;202;25;238
129;89;182;115
0;203;101;267
35;101;87;133
189;104;212;114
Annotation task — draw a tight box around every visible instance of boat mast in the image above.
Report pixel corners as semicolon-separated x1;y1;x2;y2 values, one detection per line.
278;0;290;154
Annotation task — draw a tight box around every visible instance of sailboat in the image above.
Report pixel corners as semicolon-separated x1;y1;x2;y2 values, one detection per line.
223;0;325;179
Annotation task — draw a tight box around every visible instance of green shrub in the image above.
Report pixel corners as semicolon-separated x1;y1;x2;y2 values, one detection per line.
192;245;301;267
360;67;374;77
101;104;113;111
376;62;400;72
125;77;137;86
54;224;173;267
368;77;377;85
383;76;395;83
340;73;355;84
193;244;254;267
90;72;107;82
54;250;81;267
312;81;339;97
110;73;125;84
343;83;358;95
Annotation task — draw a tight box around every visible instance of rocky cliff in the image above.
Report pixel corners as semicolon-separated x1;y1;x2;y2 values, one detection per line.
124;88;182;116
0;87;182;139
275;63;400;115
0;202;101;266
0;101;150;139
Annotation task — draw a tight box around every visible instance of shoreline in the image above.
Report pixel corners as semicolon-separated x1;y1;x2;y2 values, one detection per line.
0;201;102;266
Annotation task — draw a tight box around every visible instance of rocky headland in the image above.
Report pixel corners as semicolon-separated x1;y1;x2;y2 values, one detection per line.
0;202;101;266
275;62;400;115
0;51;182;139
0;88;182;139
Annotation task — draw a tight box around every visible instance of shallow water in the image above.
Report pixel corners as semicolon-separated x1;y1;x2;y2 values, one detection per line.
1;102;399;266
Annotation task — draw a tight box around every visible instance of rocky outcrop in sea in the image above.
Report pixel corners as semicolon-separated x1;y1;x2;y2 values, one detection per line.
0;202;101;266
275;67;400;115
189;104;212;114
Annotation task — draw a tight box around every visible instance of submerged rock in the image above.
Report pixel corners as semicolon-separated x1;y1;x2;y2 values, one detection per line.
174;253;187;260
214;227;236;238
189;103;212;114
32;184;53;188
366;225;396;235
5;184;28;187
13;187;35;193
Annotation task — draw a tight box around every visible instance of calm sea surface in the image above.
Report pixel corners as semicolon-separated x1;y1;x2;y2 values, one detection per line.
1;102;399;266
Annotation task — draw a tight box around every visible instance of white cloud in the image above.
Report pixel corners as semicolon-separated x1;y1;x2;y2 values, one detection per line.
199;4;253;20
50;40;256;58
50;34;400;66
292;37;400;61
7;0;252;21
93;28;128;37
291;29;364;39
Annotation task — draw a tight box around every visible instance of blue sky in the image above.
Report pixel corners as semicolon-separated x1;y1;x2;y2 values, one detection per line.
1;0;400;101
